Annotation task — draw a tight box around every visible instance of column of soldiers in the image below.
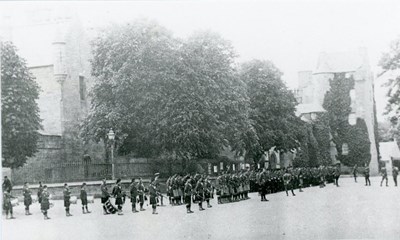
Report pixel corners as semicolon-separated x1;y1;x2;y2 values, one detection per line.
4;164;400;220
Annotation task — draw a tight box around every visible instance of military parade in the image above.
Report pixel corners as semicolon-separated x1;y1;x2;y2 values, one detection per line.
4;164;400;221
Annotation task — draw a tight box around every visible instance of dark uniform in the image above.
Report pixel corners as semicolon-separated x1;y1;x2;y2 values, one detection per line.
204;178;213;208
101;180;110;214
23;183;33;215
195;179;205;210
149;180;160;214
129;180;138;212
380;167;388;187
3;190;15;219
184;179;194;213
63;184;72;216
393;167;398;187
41;186;50;220
138;179;146;211
352;165;358;183
112;180;124;215
364;166;371;186
37;182;43;204
283;171;295;196
334;165;341;187
80;183;91;214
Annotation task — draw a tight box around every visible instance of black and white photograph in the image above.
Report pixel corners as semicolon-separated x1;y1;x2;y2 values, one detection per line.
1;0;400;239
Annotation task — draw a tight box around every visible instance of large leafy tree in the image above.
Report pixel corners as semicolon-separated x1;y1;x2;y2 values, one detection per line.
1;41;42;168
240;60;302;161
82;21;254;165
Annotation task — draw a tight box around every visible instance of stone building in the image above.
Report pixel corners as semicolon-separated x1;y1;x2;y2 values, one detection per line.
1;8;104;184
295;48;379;175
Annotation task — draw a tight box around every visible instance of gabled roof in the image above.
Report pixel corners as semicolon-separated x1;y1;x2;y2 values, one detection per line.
314;49;368;74
379;141;400;161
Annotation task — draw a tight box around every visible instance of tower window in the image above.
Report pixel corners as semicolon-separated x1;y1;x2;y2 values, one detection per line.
79;76;86;101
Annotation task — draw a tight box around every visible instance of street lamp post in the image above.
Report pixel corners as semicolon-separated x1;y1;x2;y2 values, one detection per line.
108;129;115;180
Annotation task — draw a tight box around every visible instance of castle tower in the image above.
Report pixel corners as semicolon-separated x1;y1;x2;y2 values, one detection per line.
296;49;379;175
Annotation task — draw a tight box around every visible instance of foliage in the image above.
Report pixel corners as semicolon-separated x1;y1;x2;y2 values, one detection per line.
239;60;302;161
312;113;332;166
323;73;354;161
82;21;255;164
1;41;42;168
323;73;370;166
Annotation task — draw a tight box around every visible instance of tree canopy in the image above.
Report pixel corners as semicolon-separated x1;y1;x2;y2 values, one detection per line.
82;21;258;163
1;41;42;168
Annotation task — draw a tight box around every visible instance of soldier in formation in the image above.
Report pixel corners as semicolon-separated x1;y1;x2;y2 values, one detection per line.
63;183;73;217
23;182;33;215
80;183;91;214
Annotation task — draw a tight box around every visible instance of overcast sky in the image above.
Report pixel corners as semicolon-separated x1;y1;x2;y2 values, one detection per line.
1;0;400;121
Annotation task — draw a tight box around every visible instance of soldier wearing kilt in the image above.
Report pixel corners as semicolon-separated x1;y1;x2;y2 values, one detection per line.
195;177;205;211
112;178;124;215
23;182;33;215
129;178;138;213
41;185;51;220
184;177;194;213
37;181;43;204
204;176;213;208
334;164;341;187
149;176;160;215
63;183;73;217
380;167;389;187
260;169;269;202
101;178;111;214
138;178;146;211
216;174;223;204
80;183;91;214
283;169;296;196
364;165;371;186
3;189;15;220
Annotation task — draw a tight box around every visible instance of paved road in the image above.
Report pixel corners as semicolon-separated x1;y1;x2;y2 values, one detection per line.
2;176;400;240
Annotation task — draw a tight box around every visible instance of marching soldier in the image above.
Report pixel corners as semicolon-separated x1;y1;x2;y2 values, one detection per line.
23;182;33;215
393;166;398;187
138;178;146;211
3;189;15;219
63;183;73;217
380;167;389;187
41;185;51;220
80;183;91;214
129;178;138;213
184;177;194;213
100;178;111;215
364;165;371;186
112;178;124;215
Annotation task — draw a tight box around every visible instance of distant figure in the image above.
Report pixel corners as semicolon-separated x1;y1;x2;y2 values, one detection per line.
364;165;371;186
129;178;138;213
149;177;160;215
37;182;43;204
352;164;358;183
3;189;15;219
23;182;33;215
2;176;12;192
100;178;110;214
41;185;51;220
80;183;91;214
393;167;399;187
380;167;389;187
112;178;124;215
184;177;194;214
63;183;73;217
283;169;296;196
138;178;146;211
334;164;341;187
